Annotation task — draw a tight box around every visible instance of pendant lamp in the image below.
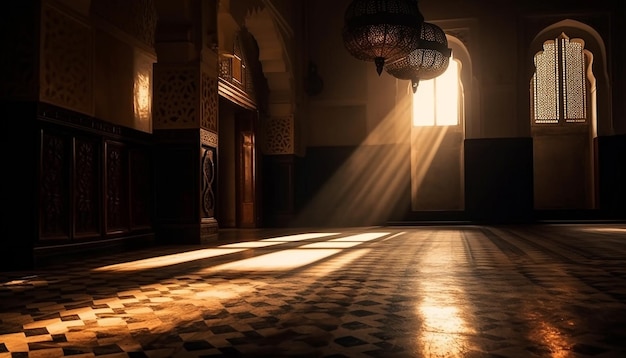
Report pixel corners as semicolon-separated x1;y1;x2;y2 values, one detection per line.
385;22;452;92
342;0;424;75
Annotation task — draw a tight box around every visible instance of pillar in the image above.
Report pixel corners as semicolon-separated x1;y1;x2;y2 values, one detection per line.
153;0;220;243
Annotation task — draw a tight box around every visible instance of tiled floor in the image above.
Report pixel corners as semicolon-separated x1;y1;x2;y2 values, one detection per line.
1;224;626;357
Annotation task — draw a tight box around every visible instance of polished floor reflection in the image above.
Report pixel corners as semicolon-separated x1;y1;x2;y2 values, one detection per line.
1;224;626;357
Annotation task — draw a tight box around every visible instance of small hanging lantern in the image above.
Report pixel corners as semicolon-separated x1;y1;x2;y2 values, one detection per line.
342;0;424;75
385;22;452;92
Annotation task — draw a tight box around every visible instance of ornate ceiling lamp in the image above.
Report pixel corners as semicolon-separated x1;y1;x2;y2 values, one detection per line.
385;22;452;92
342;0;424;75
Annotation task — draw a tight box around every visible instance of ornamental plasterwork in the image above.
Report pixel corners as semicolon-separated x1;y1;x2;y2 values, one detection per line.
153;65;198;129
201;72;218;132
200;128;218;148
264;115;294;155
40;4;93;115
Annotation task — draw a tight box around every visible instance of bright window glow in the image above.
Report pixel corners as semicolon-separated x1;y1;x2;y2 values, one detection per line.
413;58;460;126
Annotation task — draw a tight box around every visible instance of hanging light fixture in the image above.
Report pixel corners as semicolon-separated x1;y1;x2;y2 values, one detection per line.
384;22;452;92
342;0;424;75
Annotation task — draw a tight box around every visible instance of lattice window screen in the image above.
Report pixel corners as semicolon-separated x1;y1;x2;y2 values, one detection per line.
532;33;587;124
533;41;559;123
564;39;586;122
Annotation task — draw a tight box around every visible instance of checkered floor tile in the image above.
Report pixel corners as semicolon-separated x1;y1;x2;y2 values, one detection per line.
2;224;626;357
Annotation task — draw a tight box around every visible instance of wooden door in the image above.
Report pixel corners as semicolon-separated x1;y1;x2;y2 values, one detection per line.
236;111;261;227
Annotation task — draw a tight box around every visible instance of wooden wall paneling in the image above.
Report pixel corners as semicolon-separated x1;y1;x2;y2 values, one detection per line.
73;135;102;238
105;140;130;234
39;128;71;240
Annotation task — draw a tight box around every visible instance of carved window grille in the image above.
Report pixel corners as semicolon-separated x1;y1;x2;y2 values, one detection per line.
219;36;254;95
532;33;588;124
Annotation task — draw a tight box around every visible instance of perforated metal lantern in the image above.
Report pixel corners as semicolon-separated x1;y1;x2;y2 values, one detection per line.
342;0;424;75
385;22;452;92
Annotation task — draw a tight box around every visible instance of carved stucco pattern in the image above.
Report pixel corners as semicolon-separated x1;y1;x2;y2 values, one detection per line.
200;129;218;148
201;73;218;132
265;115;294;155
153;66;198;129
201;146;216;218
41;133;68;237
41;4;93;115
91;0;157;47
75;139;98;234
219;59;231;80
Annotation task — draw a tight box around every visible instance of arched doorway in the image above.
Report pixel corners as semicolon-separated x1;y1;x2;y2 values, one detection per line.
410;34;471;213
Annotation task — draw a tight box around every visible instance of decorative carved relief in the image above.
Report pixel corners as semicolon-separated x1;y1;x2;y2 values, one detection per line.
153;65;198;129
41;132;69;239
39;103;125;136
91;0;157;47
265;115;294;154
219;59;231;81
217;31;261;109
201;146;216;218
74;138;100;236
106;141;128;232
41;4;93;115
201;73;218;131
200;128;218;147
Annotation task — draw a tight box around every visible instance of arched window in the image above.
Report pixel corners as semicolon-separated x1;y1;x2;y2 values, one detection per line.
532;32;590;124
530;29;597;210
413;54;462;127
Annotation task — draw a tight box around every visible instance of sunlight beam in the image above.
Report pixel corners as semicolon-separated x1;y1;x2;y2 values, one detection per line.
93;248;245;272
203;249;341;272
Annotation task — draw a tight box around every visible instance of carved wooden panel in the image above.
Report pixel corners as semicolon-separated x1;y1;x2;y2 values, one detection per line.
73;136;101;237
37;103;153;246
40;131;70;239
201;146;216;219
105;140;129;233
265;115;294;154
